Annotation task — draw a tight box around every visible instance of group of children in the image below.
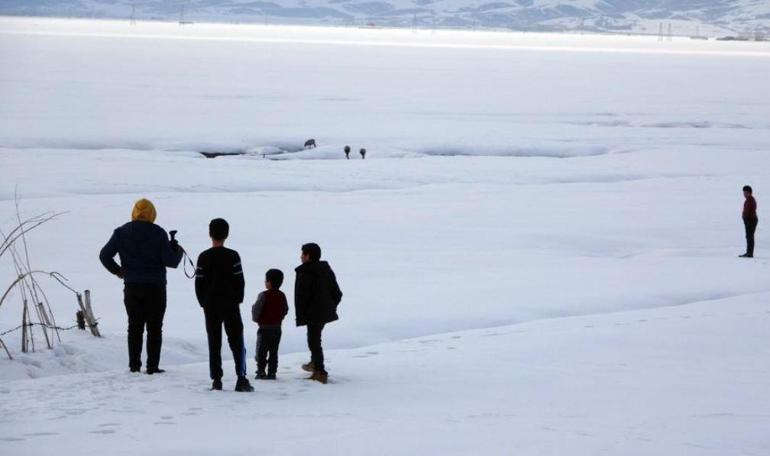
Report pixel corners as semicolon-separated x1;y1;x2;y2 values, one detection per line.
194;218;343;392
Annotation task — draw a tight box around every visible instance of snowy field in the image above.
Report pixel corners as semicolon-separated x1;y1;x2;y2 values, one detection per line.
1;17;770;455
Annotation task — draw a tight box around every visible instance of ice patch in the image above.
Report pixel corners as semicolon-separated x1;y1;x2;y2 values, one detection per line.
416;145;611;158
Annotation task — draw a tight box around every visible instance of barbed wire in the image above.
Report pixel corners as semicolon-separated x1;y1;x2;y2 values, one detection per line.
0;319;99;337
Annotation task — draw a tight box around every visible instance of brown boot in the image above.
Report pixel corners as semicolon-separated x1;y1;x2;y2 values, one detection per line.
301;361;315;373
308;371;328;384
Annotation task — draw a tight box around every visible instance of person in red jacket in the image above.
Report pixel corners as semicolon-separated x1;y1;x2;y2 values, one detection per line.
741;185;758;258
251;269;289;380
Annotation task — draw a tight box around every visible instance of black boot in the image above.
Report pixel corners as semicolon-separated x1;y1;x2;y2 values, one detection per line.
235;377;254;392
146;368;165;375
211;379;223;391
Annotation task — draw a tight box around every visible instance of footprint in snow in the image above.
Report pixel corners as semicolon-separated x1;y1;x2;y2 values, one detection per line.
0;437;25;442
89;430;117;435
353;351;379;358
24;432;59;437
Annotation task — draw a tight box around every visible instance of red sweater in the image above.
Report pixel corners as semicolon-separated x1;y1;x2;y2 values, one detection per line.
743;196;757;219
252;289;289;327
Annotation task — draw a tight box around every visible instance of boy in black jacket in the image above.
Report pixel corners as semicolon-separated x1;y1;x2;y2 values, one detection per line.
295;243;343;384
195;218;253;392
251;269;289;380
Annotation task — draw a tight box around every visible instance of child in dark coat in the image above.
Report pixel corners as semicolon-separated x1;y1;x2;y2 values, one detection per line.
252;269;289;380
295;243;342;384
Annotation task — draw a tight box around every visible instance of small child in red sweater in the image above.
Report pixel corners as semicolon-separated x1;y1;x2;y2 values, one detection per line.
251;269;289;380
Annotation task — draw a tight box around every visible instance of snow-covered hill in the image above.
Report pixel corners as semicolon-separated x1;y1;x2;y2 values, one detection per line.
1;0;769;35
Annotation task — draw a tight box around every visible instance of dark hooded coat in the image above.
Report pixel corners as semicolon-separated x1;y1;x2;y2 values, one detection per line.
294;261;342;326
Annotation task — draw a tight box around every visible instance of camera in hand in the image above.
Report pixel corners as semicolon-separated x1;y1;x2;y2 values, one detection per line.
169;230;180;251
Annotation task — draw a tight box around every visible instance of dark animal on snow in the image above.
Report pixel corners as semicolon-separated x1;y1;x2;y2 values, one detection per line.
304;139;316;149
360;148;366;159
344;145;350;159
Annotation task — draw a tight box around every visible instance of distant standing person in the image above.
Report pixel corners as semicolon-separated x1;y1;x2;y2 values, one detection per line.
740;185;758;258
195;218;253;392
295;243;343;384
344;145;351;159
99;198;183;374
360;148;366;159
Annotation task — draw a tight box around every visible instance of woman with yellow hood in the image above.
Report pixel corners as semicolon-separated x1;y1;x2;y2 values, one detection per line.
99;198;183;374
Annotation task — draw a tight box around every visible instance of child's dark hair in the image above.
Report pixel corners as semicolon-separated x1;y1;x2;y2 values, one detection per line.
266;269;284;289
301;243;322;262
209;218;229;241
743;185;753;194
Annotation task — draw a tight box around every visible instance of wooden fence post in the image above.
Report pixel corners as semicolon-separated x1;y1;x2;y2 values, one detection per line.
84;290;100;337
21;300;28;353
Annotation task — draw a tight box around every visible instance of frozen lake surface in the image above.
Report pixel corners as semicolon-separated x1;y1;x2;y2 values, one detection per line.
1;17;769;455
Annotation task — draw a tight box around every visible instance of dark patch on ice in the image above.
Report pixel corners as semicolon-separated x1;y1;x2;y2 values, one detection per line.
642;121;750;129
200;151;246;158
198;94;258;100
317;96;357;102
567;120;752;130
419;146;610;158
199;143;305;159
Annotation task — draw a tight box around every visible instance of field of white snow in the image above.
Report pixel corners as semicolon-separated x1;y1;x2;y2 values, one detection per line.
1;17;769;455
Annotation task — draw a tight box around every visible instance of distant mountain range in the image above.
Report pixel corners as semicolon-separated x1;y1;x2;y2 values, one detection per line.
2;0;769;35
